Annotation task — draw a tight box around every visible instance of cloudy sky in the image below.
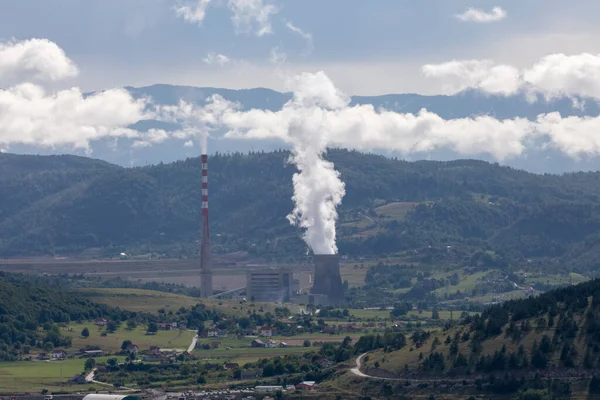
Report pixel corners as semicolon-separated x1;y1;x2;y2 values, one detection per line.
2;0;600;95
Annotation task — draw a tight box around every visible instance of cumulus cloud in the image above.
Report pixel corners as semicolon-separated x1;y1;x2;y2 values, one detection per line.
455;7;507;23
285;21;314;55
422;60;521;96
228;0;278;36
203;52;231;66
174;0;212;24
422;53;600;101
0;83;150;150
0;38;78;83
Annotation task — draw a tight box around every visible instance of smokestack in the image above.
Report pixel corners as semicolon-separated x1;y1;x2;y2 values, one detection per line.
312;254;343;305
200;153;213;298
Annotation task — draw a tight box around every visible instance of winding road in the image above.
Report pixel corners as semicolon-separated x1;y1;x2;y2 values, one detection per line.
187;335;199;353
350;353;399;381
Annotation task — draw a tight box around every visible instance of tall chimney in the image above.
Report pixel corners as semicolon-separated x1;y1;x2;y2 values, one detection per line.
312;254;343;305
200;154;213;298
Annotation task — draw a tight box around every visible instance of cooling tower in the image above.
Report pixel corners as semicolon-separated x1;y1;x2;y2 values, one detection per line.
312;254;344;304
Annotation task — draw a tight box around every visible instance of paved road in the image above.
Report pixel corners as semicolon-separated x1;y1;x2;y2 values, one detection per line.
187;335;199;353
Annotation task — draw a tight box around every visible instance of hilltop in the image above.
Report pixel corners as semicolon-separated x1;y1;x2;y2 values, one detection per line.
3;150;600;275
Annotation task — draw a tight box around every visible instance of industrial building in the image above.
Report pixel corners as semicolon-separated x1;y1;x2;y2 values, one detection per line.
246;268;293;302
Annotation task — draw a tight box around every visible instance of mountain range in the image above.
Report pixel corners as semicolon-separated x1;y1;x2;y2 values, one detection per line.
4;149;600;275
7;84;600;174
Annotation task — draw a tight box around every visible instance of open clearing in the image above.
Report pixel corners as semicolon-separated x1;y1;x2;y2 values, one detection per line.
375;201;419;220
73;288;301;316
0;356;124;393
63;323;196;352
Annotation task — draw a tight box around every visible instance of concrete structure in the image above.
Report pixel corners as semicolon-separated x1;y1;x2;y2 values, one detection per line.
200;153;213;298
246;269;293;302
311;254;344;304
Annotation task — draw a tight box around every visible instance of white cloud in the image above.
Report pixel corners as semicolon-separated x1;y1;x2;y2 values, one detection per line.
285;21;314;55
228;0;278;36
0;83;150;150
174;0;212;24
524;53;600;100
203;52;231;66
455;7;507;23
0;38;78;83
422;60;521;95
422;52;600;101
184;140;194;147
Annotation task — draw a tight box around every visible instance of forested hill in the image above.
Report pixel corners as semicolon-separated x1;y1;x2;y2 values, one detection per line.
0;272;132;360
3;150;600;273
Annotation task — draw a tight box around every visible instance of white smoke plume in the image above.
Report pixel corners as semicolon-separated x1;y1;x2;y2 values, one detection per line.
455;7;507;23
423;53;600;101
0;38;79;83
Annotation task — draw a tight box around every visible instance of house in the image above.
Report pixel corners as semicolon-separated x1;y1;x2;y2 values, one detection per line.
259;326;273;337
68;374;86;384
94;318;107;326
251;339;265;348
315;358;334;368
52;349;68;359
241;370;260;379
296;381;318;391
170;321;178;330
207;328;220;337
125;344;139;356
265;340;278;348
149;346;161;355
278;342;289;348
178;321;187;330
224;362;239;369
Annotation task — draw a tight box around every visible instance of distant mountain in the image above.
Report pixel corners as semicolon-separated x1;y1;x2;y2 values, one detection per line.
4;150;600;275
7;84;600;173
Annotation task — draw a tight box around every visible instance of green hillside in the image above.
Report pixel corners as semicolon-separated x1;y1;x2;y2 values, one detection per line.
3;150;600;273
0;272;131;361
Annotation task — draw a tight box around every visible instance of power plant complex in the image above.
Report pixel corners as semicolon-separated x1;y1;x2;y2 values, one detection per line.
198;153;343;305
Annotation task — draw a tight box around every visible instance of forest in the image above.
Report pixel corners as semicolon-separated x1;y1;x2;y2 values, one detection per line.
4;150;600;273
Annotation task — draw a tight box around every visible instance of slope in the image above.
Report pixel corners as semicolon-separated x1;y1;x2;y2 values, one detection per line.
4;151;600;273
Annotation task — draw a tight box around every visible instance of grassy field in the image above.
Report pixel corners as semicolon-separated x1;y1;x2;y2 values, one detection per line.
63;323;196;352
339;263;369;287
73;287;299;316
0;356;124;393
375;201;419;220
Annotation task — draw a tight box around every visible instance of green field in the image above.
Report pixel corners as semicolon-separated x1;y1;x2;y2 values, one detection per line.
73;287;301;316
63;323;196;352
375;201;419;220
0;356;124;393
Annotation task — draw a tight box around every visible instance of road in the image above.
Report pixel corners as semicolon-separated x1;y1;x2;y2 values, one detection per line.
187;335;199;353
350;353;397;381
85;368;134;390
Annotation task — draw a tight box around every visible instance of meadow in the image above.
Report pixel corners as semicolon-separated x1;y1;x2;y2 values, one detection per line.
0;356;124;393
63;323;196;352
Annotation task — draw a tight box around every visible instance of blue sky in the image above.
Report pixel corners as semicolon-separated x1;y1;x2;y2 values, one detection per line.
1;0;600;94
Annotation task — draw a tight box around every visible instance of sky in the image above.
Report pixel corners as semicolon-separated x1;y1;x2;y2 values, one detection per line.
2;0;600;95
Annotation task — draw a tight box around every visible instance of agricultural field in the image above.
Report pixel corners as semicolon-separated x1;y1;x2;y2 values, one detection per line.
72;287;302;316
0;356;124;393
62;323;196;352
375;201;419;220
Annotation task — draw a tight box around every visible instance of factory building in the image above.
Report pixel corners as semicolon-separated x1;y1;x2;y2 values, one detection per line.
246;269;293;302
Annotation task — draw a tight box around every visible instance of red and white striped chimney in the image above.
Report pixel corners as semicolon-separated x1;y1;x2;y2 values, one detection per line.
200;153;213;297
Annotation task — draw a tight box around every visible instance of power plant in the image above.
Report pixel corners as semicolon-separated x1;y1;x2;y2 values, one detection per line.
311;254;344;305
246;268;293;302
199;153;213;298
